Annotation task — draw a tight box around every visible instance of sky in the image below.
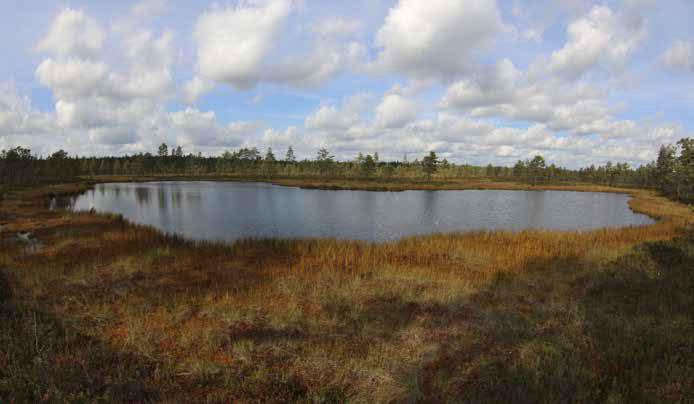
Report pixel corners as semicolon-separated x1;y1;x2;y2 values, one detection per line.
0;0;693;168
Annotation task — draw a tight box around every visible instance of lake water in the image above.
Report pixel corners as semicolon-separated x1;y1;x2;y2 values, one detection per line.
64;181;655;242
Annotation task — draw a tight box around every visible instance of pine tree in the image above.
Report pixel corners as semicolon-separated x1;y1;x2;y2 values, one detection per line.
158;143;169;157
422;151;439;179
361;154;376;177
285;146;296;163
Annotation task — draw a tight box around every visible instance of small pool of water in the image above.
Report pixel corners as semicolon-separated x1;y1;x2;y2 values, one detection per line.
61;181;655;242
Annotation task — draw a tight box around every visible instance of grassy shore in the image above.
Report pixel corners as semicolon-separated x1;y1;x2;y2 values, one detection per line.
75;173;662;193
1;179;693;402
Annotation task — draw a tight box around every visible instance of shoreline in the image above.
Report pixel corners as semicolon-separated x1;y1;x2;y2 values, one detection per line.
56;179;661;243
33;175;692;226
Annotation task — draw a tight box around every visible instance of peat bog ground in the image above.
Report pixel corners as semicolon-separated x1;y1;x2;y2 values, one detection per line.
1;179;692;402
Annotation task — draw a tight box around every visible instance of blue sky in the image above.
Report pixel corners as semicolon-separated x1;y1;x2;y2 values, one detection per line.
0;0;693;167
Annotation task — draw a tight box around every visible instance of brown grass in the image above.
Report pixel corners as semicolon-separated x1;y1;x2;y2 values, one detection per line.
79;173;659;193
1;179;692;402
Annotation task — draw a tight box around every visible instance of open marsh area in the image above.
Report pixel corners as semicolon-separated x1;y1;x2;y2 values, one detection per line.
1;179;693;402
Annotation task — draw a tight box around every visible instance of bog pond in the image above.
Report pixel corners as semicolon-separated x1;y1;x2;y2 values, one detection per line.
62;181;655;242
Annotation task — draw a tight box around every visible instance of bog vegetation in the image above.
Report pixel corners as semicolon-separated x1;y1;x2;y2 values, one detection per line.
1;183;692;402
1;138;693;402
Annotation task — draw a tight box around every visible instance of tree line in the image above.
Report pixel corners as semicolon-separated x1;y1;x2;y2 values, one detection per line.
1;139;692;202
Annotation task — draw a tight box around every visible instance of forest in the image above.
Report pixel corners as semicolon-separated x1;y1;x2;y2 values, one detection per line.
2;138;693;202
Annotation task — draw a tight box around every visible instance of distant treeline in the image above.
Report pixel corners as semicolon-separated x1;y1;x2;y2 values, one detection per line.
2;139;693;202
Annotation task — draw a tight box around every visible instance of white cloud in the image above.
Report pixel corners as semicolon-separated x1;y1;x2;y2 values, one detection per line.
305;93;370;130
35;23;175;104
36;8;104;58
111;29;175;99
169;108;260;147
36;58;109;99
373;0;504;79
306;105;358;131
194;0;292;90
193;1;365;90
439;58;521;109
32;7;177;149
409;113;675;166
0;83;55;136
544;5;645;79
88;126;139;145
440;58;639;138
228;121;264;136
169;108;226;146
265;41;366;88
263;126;299;146
3;0;691;166
663;40;694;72
297;83;668;166
375;93;418;129
183;76;215;104
54;97;163;130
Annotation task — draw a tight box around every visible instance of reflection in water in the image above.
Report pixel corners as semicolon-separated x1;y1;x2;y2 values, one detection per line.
157;187;168;211
135;187;151;206
66;182;656;243
171;189;182;209
527;191;544;227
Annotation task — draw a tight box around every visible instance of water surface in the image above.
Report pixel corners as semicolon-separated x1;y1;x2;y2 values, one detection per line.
64;181;655;242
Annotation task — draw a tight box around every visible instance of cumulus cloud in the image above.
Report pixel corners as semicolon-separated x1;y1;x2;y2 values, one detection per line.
314;106;681;166
263;126;299;146
375;93;418;129
439;59;521;110
169;108;261;147
3;7;172;156
265;41;366;88
36;17;175;102
32;5;178;150
441;56;638;139
112;29;175;98
305;93;370;131
54;97;165;130
3;0;692;166
306;105;359;131
194;0;292;90
23;4;272;154
373;0;504;79
36;58;109;99
88;126;139;145
36;8;104;58
183;76;215;104
301;89;591;163
0;83;55;136
436;4;651;142
293;70;684;166
193;0;365;90
663;40;694;72
543;5;645;79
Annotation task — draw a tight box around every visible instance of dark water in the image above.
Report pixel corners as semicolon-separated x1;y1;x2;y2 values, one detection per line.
63;182;655;242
